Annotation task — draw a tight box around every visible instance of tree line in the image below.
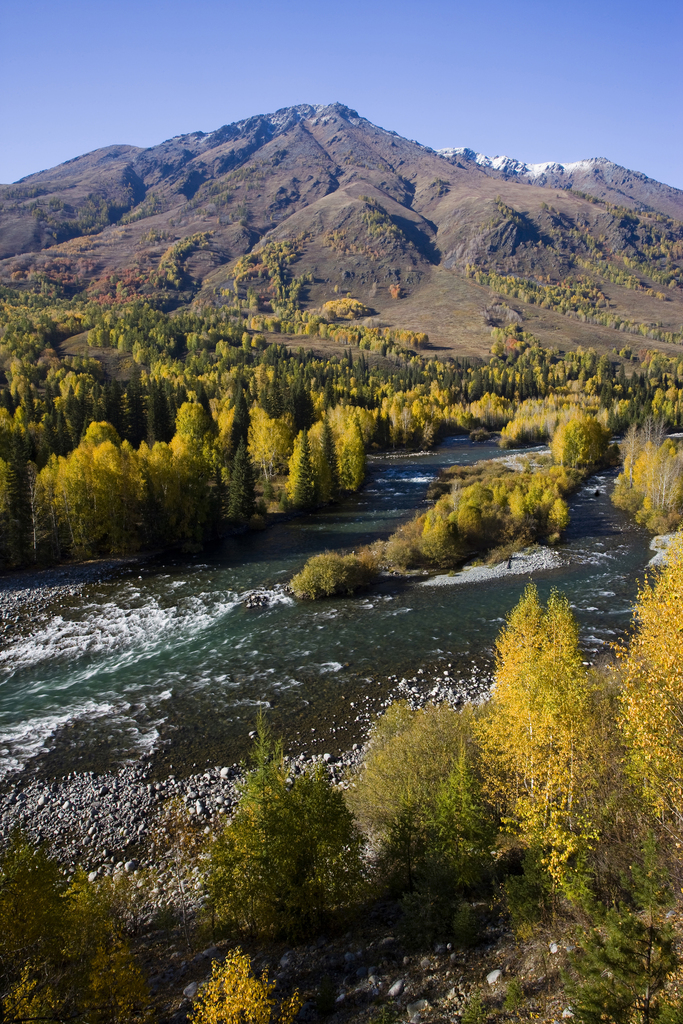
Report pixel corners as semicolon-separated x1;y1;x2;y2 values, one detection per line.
4;277;683;569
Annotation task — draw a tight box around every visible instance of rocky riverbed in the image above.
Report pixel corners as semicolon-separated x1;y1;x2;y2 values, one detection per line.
420;546;565;588
0;657;493;880
0;558;140;639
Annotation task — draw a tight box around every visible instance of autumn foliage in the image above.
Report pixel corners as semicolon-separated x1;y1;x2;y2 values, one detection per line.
189;950;301;1024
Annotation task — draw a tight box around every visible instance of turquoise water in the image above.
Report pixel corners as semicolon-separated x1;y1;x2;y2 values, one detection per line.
0;438;652;779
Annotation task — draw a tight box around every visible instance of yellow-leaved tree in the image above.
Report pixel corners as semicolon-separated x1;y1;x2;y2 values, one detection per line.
478;585;598;888
1;835;150;1024
619;535;683;834
550;415;610;468
248;407;293;479
337;415;366;491
190;949;301;1024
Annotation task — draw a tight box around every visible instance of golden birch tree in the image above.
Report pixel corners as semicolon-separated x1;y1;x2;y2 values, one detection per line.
478;585;597;885
619;535;683;835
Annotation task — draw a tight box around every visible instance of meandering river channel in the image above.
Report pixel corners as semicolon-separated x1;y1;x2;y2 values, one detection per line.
0;437;653;782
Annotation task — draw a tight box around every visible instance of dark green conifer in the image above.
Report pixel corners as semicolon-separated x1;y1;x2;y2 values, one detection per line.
289;374;314;433
567;836;679;1024
123;367;146;447
4;432;32;567
227;440;256;522
291;429;316;509
230;385;250;457
320;419;338;498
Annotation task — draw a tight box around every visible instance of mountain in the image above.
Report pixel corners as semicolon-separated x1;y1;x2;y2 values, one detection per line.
437;149;683;221
2;103;682;358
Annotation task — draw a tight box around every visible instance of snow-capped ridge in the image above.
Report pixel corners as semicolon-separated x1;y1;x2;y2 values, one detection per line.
438;147;606;179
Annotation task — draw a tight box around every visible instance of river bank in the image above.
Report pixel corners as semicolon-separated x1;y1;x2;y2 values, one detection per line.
0;443;650;789
0;653;493;871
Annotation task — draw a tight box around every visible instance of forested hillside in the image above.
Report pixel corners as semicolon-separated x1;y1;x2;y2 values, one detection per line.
2;249;683;570
2;105;683;569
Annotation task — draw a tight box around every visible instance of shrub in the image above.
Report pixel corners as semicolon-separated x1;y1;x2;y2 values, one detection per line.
316;976;336;1016
347;703;493;891
452;900;481;948
0;833;150;1024
461;990;488;1024
504;849;553;938
290;546;379;599
189;949;301;1024
382;460;578;572
322;297;369;320
503;978;525;1013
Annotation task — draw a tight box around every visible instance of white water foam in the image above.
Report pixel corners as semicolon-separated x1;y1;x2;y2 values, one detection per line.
0;698;164;780
0;588;241;675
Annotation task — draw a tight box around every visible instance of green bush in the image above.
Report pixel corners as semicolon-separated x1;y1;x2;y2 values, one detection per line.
452;900;481;948
503;977;525;1013
347;703;493;892
316;975;336;1015
398;864;462;948
504;849;553;938
461;990;488;1024
290;546;379;599
0;833;149;1024
207;719;365;941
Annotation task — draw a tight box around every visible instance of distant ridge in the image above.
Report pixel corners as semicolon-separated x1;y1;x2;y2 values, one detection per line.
438;149;683;219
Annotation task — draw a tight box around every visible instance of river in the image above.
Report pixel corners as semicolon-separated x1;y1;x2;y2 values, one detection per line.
0;437;653;783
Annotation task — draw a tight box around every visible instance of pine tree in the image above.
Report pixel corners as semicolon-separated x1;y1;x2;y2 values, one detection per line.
227;440;256;523
146;378;173;445
320;419;338;500
289;375;314;433
567;837;678;1024
230;386;250;458
123;367;146;447
287;430;316;509
5;432;32;567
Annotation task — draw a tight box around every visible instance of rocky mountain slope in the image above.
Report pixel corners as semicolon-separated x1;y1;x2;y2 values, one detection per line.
438;149;683;220
2;102;682;358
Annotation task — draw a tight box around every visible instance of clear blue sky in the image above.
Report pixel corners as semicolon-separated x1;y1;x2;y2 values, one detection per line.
2;0;681;188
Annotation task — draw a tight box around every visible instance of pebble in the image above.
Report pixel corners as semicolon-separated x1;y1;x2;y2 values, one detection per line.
487;969;503;986
183;982;198;999
420;546;564;588
0;639;495;888
388;979;404;998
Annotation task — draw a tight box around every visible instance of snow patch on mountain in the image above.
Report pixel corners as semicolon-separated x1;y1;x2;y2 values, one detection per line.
438;147;603;179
